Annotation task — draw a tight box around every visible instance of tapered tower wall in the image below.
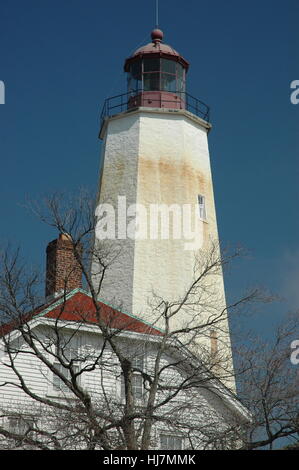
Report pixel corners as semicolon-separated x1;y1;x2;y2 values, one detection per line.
93;107;235;390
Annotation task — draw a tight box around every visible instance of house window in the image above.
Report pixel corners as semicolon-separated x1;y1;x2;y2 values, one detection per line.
121;374;143;400
52;336;81;393
198;195;207;221
132;354;144;371
8;416;35;435
160;433;183;450
121;354;145;401
53;363;80;392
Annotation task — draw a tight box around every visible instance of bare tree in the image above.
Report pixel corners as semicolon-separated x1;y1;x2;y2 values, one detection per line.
0;192;297;450
235;314;299;450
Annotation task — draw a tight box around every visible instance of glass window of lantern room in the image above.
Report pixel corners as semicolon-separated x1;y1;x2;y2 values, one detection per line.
177;64;185;93
161;59;176;74
143;58;160;72
143;57;160;92
161;73;176;92
128;60;142;92
143;72;160;91
161;59;176;92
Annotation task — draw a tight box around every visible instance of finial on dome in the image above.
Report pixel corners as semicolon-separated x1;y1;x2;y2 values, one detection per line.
151;28;164;43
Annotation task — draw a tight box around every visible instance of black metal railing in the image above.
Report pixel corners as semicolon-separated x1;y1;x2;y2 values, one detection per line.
100;90;210;129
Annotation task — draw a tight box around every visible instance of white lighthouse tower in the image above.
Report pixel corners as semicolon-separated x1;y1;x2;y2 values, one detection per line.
92;29;234;382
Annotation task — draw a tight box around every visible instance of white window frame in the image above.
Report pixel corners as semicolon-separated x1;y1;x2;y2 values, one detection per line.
198;194;207;221
160;433;184;450
120;354;145;403
47;333;82;397
52;362;81;393
7;416;35;436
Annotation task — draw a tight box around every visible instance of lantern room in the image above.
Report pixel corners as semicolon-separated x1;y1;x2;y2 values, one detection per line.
124;29;189;110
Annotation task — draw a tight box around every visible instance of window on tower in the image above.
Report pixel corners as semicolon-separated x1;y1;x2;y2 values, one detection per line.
198;195;207;221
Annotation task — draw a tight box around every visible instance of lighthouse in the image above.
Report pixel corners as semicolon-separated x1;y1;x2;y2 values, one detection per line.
92;28;234;379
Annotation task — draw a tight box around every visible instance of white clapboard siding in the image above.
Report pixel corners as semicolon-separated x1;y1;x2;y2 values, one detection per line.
0;319;249;450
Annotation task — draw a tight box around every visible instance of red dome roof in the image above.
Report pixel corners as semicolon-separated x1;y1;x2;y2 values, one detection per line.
133;41;181;58
124;29;189;72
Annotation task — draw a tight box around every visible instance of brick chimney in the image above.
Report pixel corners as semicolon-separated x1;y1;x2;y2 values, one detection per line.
45;233;83;298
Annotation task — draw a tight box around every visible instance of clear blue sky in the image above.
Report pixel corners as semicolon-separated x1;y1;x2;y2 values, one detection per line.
0;0;298;334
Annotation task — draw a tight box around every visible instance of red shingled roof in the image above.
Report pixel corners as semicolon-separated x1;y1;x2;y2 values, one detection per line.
0;290;163;337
